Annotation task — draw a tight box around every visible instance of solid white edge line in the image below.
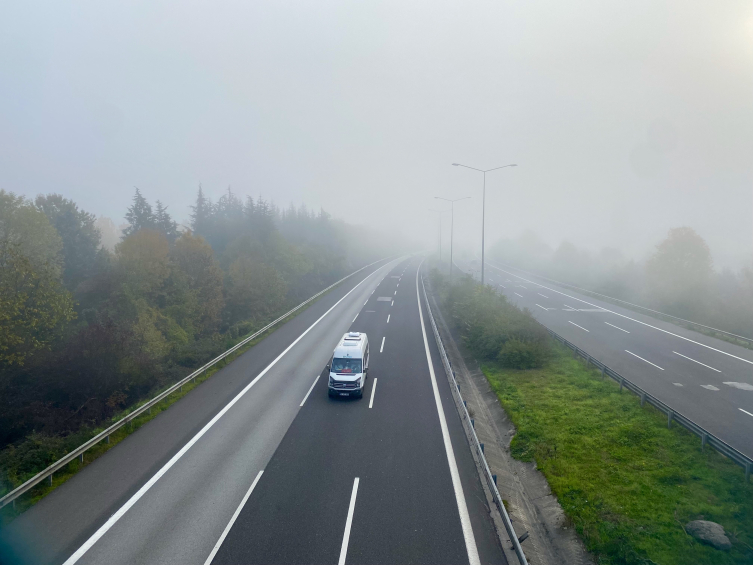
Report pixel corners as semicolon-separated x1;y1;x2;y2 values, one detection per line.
673;351;721;372
203;470;264;565
62;262;388;565
380;336;385;353
337;477;360;565
485;262;753;367
568;321;590;332
739;408;753;417
300;375;321;407
387;314;390;323
416;260;481;565
369;378;377;409
625;350;664;370
605;321;630;333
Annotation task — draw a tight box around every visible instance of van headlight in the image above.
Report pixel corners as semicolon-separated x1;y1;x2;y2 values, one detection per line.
329;376;335;386
355;377;361;386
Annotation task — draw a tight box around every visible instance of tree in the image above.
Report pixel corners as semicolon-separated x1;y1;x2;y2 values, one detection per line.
34;193;102;290
123;188;155;237
170;232;224;336
645;227;713;315
0;240;75;366
0;190;63;276
115;229;170;299
226;258;287;325
154;201;179;243
190;185;213;237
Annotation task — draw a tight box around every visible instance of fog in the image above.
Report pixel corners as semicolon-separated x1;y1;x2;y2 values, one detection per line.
2;0;752;267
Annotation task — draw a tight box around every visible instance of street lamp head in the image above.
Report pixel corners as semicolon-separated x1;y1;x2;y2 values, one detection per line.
452;163;459;166
510;164;518;167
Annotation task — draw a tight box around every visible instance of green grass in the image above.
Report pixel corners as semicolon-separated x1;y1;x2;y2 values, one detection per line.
484;343;753;565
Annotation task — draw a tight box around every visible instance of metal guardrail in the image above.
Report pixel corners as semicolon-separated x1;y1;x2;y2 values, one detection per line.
420;273;529;565
487;260;753;348
1;258;389;510
546;327;753;481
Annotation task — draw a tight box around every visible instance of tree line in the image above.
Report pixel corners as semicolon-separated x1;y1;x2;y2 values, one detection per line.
0;187;353;455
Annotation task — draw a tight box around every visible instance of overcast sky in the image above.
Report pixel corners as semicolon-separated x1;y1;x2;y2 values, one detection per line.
2;0;752;267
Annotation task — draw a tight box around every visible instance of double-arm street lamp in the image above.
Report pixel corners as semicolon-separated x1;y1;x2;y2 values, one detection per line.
452;162;517;285
434;196;470;279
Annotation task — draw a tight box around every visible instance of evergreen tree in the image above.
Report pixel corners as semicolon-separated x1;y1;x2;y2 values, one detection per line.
190;185;212;237
154;201;179;243
123;188;155;237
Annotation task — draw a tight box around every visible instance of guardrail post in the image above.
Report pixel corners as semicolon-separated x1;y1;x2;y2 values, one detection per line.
746;462;751;482
493;474;497;485
640;393;646;407
619;378;624;392
480;443;485;454
601;366;605;378
586;354;590;365
48;474;52;486
105;434;110;444
78;453;83;463
463;400;467;408
471;419;475;429
148;407;152;415
573;347;578;359
701;434;707;451
667;411;673;428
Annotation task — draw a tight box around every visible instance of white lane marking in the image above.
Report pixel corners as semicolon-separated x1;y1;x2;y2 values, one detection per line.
300;375;320;407
394;290;397;295
486;263;753;367
673;351;721;372
740;408;753;417
568;321;589;332
517;285;527;289
514;292;523;298
700;384;719;391
673;383;684;387
62;263;385;565
387;314;390;323
416;262;480;565
535;304;547;311
371;289;374;295
625;350;664;370
499;284;506;289
363;300;368;306
563;304;579;311
352;313;358;323
338;477;360;565
380;337;385;353
369;378;377;409
724;382;753;391
397;283;399;288
203;470;263;565
391;300;394;306
605;321;630;333
538;293;549;298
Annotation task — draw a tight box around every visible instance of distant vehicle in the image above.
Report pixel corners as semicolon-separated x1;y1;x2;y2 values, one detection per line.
328;332;369;398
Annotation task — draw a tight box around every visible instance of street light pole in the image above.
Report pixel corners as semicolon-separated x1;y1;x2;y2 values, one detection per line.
434;196;470;279
428;209;446;263
452;162;517;285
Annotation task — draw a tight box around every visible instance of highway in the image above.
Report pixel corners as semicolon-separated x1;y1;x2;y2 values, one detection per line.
454;259;753;460
0;257;506;565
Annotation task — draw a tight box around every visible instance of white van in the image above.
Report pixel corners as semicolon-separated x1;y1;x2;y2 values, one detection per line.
328;332;370;398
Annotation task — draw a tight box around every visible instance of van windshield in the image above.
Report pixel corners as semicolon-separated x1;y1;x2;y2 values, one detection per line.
331;358;362;374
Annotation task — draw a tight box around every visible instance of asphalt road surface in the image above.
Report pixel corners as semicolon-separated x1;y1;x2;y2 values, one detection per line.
1;257;506;565
454;258;753;459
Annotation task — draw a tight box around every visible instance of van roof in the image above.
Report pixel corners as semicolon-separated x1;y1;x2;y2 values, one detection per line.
333;332;367;358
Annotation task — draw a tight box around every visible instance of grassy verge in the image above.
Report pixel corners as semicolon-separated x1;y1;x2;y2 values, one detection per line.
0;295;323;525
484;344;753;564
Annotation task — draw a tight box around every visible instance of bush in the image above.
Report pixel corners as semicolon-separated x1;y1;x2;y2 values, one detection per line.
498;338;548;369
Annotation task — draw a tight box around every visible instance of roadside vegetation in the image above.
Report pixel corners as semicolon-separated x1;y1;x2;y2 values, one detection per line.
0;187;390;515
490;227;753;343
433;268;753;564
